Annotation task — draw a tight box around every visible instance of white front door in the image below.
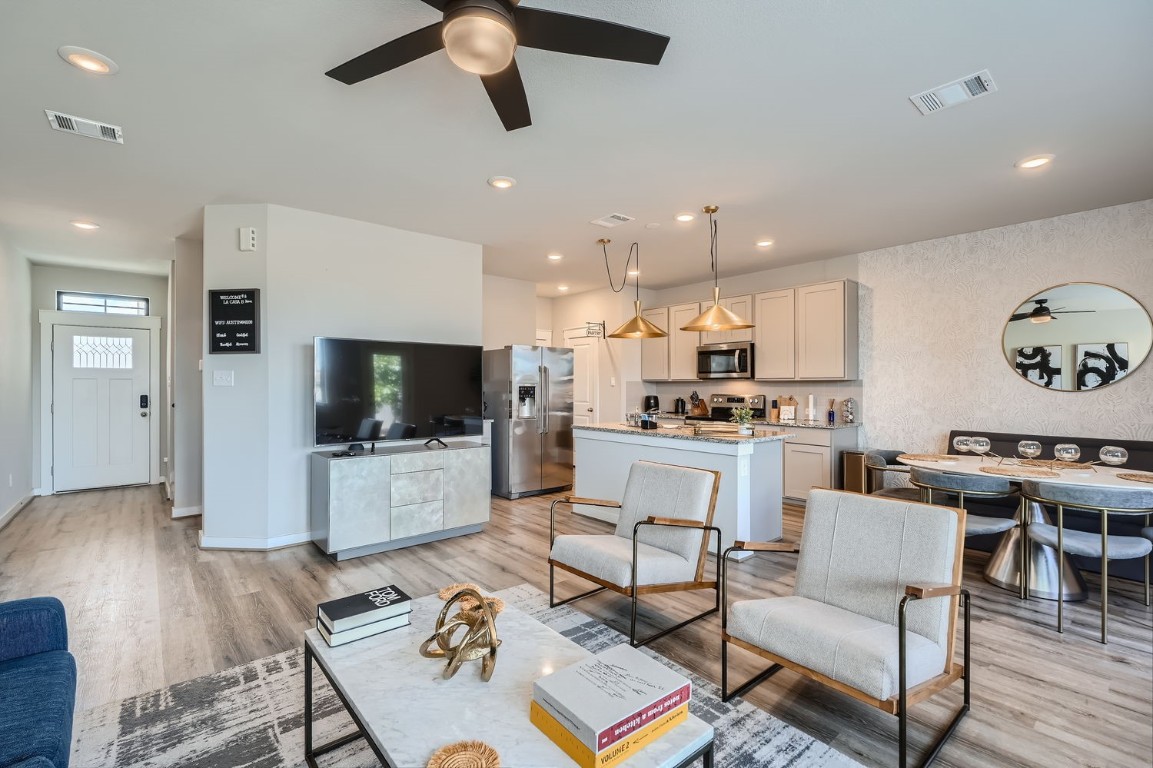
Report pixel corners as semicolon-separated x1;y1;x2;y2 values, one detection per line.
52;326;152;491
563;328;598;426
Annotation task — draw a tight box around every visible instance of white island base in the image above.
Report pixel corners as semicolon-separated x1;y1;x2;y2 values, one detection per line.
572;424;793;560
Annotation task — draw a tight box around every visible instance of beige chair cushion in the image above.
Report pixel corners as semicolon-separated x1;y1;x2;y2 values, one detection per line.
728;595;947;701
550;534;696;588
613;461;715;562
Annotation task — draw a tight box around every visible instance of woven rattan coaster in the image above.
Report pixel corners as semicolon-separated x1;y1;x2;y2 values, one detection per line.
980;465;1060;478
1117;472;1153;485
897;453;957;462
427;741;501;768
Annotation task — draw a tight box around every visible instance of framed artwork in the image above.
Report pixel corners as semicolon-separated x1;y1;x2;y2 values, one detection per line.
1014;346;1062;389
1075;342;1129;390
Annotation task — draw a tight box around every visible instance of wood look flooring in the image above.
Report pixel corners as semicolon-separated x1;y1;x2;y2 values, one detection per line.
1;486;1150;767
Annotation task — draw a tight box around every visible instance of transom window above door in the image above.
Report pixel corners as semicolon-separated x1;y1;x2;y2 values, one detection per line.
57;290;149;316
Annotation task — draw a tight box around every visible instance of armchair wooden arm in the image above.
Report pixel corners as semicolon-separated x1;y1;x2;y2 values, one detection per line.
644;516;706;528
733;541;800;553
904;583;962;599
560;496;622;508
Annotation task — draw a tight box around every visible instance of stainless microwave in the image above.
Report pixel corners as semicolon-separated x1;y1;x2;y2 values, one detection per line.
696;342;754;379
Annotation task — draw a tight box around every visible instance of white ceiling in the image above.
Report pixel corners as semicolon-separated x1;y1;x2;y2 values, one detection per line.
2;1;1151;294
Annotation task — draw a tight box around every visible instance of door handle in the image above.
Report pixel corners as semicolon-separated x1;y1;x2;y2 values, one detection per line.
140;394;149;409
587;408;594;412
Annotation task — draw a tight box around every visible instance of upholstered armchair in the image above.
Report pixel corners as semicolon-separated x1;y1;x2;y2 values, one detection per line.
722;489;970;767
548;460;722;647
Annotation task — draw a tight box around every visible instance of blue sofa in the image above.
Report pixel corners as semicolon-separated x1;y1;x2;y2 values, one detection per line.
0;598;76;768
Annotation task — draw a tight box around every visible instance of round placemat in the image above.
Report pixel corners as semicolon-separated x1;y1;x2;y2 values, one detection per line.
980;465;1060;478
427;741;500;768
897;453;957;462
1117;472;1153;484
1018;458;1095;470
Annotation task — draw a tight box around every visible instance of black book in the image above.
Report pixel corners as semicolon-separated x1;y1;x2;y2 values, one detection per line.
318;585;412;633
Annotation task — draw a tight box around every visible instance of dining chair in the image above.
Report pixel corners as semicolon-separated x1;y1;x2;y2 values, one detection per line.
548;460;723;647
1020;480;1153;644
909;467;1019;540
864;449;918;499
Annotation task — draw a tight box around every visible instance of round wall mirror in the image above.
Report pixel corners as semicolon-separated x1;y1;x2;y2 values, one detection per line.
1003;283;1152;391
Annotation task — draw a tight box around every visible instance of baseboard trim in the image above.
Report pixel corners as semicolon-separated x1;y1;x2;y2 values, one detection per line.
162;478;173;500
197;530;311;551
172;505;203;519
0;495;34;533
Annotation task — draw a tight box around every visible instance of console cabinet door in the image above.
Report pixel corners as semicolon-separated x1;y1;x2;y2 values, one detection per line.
754;289;795;379
640;306;670;381
328;455;391;551
669;303;701;380
443;447;492;528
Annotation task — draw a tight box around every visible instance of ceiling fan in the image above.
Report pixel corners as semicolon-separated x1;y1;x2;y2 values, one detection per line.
1008;298;1095;324
325;0;670;131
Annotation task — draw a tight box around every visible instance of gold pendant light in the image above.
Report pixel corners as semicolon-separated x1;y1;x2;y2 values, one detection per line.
680;205;754;332
600;239;668;339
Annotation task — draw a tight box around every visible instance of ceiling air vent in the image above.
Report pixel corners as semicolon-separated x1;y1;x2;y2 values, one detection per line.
589;212;635;228
44;110;124;143
910;70;997;115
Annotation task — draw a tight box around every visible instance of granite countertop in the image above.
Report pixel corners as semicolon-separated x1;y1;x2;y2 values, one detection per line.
574;423;794;444
752;420;862;430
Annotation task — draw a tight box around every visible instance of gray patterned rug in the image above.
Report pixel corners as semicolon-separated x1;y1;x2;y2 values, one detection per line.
73;584;861;767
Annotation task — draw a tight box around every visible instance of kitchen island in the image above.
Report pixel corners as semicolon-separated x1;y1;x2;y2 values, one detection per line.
571;423;794;560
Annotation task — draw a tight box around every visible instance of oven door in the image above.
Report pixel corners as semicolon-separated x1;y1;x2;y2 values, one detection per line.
696;343;753;379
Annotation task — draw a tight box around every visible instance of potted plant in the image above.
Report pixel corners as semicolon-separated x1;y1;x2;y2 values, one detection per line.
730;406;755;435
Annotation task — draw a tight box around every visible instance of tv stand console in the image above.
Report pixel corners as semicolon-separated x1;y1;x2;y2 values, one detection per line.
310;441;491;561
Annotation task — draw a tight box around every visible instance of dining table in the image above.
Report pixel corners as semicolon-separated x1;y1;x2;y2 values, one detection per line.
896;453;1153;601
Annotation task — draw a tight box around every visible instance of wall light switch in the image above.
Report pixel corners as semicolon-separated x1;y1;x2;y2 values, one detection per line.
213;370;235;387
239;227;257;252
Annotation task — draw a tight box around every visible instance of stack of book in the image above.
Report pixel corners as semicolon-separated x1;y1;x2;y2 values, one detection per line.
531;644;692;768
316;585;412;647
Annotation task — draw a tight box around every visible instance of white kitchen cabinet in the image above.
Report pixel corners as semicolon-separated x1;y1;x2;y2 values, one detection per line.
701;295;754;345
753;289;795;379
780;425;860;501
796;280;858;379
753;280;858;381
640;306;670;380
669;303;702;380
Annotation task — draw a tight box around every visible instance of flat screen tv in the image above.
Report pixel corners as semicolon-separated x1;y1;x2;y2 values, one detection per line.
314;337;483;447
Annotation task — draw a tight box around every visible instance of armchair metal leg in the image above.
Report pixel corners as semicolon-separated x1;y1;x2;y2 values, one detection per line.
720;641;782;703
628;525;724;648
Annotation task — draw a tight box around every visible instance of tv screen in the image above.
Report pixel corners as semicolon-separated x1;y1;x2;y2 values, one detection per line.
314;337;483;447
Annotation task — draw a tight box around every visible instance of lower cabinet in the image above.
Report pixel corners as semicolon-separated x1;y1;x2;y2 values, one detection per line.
781;426;860;501
311;442;490;559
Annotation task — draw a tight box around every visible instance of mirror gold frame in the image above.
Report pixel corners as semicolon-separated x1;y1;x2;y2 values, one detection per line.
1002;282;1152;391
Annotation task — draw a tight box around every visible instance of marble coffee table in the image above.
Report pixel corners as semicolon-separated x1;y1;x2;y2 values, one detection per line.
304;594;715;767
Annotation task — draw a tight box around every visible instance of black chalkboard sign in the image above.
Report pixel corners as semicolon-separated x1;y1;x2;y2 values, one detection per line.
208;289;260;354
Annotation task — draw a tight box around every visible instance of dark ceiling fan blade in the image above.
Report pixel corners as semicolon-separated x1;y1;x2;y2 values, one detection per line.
514;7;669;65
1009;312;1031;322
326;23;445;84
417;0;449;10
1052;310;1095;314
481;58;531;131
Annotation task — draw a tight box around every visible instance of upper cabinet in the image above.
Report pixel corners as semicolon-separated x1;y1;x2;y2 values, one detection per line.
641;302;701;381
755;279;858;381
700;295;754;345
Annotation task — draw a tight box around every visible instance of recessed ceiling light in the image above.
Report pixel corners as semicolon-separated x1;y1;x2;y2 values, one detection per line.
755;240;774;248
1015;154;1054;170
487;175;516;189
70;219;100;230
627;269;640;276
675;213;695;222
547;252;563;261
557;285;569;292
58;46;118;75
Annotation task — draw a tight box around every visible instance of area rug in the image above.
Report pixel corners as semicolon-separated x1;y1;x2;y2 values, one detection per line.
73;584;861;767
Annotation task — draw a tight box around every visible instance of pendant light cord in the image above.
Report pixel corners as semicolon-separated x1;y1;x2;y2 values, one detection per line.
602;241;642;300
709;211;719;288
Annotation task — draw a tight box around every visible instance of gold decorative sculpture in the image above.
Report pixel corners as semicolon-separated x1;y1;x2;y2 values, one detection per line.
419;583;503;681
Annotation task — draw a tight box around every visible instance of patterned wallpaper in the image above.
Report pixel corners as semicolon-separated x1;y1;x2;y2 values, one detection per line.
858;199;1153;454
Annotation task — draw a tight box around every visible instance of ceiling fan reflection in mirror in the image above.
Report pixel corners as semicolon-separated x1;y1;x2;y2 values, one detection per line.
1008;298;1095;324
325;0;670;131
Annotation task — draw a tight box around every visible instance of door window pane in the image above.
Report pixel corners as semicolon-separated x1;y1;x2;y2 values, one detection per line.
57;291;149;316
73;336;133;369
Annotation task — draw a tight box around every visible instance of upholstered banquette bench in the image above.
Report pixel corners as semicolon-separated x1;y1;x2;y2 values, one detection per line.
946;430;1153;581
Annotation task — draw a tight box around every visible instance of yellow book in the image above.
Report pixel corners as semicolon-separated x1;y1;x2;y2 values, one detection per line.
530;699;688;768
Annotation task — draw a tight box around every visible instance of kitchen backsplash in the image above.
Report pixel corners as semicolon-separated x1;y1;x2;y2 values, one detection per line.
627;379;864;421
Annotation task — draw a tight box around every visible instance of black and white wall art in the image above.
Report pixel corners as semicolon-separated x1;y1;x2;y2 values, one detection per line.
1014;346;1062;388
1075;342;1129;390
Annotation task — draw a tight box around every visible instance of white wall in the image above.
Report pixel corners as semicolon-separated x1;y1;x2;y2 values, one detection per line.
172;238;203;515
550;287;640;423
29;264;170;487
860;199;1153;451
200;204;483;549
0;235;32;524
535;297;553;341
651;254;859;306
482;274;538;349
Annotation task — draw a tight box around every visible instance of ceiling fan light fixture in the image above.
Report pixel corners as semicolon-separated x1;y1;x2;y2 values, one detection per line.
442;1;516;76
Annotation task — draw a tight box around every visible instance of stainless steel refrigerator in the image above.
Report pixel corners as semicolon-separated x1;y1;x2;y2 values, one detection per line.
483;345;574;499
